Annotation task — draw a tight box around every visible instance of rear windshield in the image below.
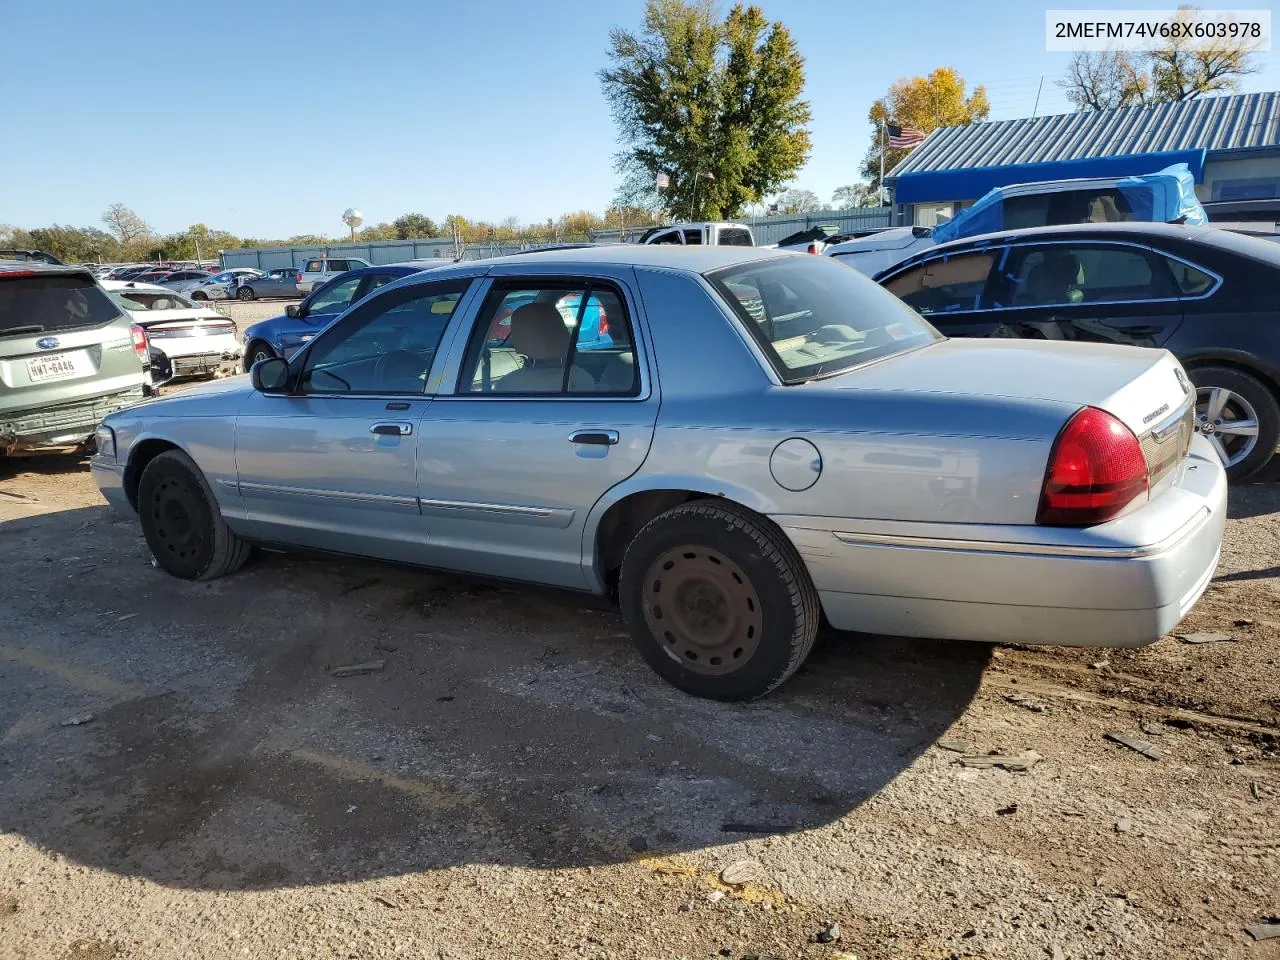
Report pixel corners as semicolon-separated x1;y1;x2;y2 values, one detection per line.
717;228;753;246
707;256;942;383
0;275;124;336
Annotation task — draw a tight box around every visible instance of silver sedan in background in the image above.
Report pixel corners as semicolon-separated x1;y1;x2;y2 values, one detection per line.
90;246;1226;701
234;268;301;301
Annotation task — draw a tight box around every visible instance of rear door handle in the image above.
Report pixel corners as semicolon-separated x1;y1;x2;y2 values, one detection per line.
569;429;619;446
370;422;413;437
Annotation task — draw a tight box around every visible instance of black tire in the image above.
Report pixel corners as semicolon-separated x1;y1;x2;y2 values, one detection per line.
1187;365;1279;481
244;340;276;373
138;450;251;581
191;291;207;302
618;500;820;701
237;285;255;301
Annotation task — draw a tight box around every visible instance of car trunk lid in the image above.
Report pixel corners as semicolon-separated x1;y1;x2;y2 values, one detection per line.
816;338;1196;488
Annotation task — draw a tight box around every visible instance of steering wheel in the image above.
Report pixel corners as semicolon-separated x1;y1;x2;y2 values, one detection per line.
373;349;426;387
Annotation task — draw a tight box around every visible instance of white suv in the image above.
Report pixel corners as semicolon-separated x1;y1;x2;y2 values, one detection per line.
296;257;372;295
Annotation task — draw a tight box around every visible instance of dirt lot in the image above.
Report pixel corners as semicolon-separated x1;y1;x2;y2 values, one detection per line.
0;439;1277;959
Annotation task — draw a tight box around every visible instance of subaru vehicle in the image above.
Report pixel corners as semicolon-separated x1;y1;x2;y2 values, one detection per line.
93;245;1222;701
295;257;372;295
0;249;64;266
0;263;150;457
874;221;1280;479
241;264;428;370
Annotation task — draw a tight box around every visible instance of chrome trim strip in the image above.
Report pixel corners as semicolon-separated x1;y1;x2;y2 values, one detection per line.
237;480;418;506
831;509;1207;559
214;477;238;490
419;497;568;519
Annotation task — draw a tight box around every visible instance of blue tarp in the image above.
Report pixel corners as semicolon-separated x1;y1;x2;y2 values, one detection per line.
893;148;1207;205
928;162;1208;245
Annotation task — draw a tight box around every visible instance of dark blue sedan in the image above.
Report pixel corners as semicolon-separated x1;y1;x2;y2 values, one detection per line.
241;263;438;371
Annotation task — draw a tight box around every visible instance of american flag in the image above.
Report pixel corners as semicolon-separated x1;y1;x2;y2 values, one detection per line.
887;123;926;150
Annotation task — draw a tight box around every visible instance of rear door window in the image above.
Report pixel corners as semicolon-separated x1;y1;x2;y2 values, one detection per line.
305;259;323;272
1005;245;1176;307
0;275;124;334
882;253;996;314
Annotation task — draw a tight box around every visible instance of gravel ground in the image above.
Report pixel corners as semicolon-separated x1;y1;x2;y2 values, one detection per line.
0;438;1276;960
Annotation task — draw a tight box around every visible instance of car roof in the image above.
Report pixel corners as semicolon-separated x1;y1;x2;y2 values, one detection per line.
411;244;787;278
0;261;90;278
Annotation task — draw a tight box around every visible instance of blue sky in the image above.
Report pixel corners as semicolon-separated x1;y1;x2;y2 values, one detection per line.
3;0;1275;238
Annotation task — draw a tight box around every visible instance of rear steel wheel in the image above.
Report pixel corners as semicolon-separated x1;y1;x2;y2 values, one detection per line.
619;500;820;700
237;285;255;300
641;546;763;675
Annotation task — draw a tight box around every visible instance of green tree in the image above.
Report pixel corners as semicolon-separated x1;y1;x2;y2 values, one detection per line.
1058;6;1261;110
831;183;882;209
775;188;821;214
861;67;989;197
393;212;439;239
601;0;811;221
357;222;398;241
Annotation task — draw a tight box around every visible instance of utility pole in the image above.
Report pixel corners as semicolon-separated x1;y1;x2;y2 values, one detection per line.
1032;76;1045;118
878;119;886;206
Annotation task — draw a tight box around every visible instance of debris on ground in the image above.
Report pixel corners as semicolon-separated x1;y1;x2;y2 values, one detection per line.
1233;618;1255;627
114;613;137;622
719;859;763;886
959;750;1043;772
1104;731;1164;761
1002;691;1048;713
1115;818;1132;833
706;891;727;903
996;803;1019;816
1176;631;1234;644
1245;920;1280;941
60;713;95;727
815;921;842;943
627;835;649;852
1049;945;1066;960
936;738;970;753
372;895;400;909
329;659;386;678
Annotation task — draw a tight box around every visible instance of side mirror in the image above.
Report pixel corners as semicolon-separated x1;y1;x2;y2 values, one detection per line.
251;356;290;393
285;304;301;318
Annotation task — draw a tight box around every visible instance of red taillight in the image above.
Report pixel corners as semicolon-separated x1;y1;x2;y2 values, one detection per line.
807;243;819;255
296;272;303;283
597;307;609;337
130;324;149;364
1037;407;1148;526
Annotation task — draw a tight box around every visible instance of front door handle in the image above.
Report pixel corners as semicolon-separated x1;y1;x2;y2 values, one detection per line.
569;429;619;446
370;422;413;437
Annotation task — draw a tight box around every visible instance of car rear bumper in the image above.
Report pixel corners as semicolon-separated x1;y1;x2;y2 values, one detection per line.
153;335;242;378
0;386;146;456
777;437;1227;648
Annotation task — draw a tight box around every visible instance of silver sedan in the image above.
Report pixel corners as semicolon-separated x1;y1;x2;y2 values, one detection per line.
90;246;1226;700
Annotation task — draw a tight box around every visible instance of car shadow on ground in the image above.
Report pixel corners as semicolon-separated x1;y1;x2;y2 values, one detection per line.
0;502;990;892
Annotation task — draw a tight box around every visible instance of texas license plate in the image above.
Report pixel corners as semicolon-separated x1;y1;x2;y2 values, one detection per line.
26;352;79;383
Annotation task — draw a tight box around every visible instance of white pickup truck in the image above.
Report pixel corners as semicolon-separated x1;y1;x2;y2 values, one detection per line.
635;222;754;246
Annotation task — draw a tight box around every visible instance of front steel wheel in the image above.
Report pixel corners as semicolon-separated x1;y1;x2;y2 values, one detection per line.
1189;366;1279;480
619;500;820;700
138;450;252;581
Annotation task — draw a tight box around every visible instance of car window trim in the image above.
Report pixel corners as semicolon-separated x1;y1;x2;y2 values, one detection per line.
882;248;1004;316
285;276;476;398
885;239;1223;313
445;274;649;402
